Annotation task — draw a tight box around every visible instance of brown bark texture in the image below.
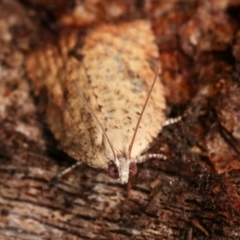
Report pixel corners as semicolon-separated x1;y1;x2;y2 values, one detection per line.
1;0;240;239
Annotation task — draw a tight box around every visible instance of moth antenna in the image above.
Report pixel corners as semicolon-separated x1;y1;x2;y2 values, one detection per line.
128;62;161;159
72;81;117;160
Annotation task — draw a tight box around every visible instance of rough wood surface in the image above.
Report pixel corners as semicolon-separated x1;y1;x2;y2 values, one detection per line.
1;0;240;239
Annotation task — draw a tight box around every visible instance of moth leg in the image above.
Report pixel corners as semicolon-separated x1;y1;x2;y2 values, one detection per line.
50;161;82;185
135;153;167;163
163;114;185;127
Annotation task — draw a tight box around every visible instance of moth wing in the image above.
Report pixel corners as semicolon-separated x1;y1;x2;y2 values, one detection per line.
26;39;109;170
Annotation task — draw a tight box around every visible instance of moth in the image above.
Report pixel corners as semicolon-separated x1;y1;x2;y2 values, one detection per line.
26;20;176;184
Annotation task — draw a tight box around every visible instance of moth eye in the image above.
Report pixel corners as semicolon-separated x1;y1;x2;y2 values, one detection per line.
129;163;137;177
108;164;119;179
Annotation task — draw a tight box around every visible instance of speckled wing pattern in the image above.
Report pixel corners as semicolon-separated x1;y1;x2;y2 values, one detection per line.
26;20;166;170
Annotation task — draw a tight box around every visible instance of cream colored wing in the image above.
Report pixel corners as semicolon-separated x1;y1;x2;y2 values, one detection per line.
79;20;166;160
26;20;166;171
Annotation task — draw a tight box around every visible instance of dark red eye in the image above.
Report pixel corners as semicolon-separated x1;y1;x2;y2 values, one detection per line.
129;163;138;177
108;164;119;179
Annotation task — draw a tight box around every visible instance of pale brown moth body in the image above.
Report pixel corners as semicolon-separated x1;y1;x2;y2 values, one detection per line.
26;20;168;184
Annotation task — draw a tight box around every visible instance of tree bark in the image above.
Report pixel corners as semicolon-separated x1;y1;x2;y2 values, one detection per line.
1;0;240;239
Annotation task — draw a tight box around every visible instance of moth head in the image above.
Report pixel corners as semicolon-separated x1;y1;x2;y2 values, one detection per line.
108;157;138;184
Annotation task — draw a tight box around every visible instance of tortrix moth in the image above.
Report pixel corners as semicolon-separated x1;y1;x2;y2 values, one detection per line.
26;20;172;183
